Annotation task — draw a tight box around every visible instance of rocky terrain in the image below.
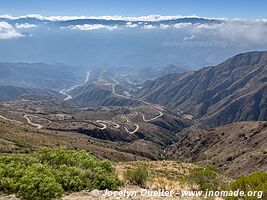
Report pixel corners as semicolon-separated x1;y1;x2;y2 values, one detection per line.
0;51;266;200
0;52;266;174
69;82;144;107
0;94;191;160
0;118;148;161
166;121;267;177
138;51;267;127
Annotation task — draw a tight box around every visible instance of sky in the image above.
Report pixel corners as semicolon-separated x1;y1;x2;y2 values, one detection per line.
0;0;267;19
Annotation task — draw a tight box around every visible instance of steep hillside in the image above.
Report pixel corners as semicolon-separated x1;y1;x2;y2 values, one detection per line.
0;62;83;89
137;64;188;81
0;94;192;159
70;83;145;107
0;118;151;161
138;51;267;127
166;121;267;177
0;85;60;101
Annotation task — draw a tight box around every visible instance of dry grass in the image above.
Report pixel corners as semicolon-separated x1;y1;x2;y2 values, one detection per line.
0;119;146;161
116;160;200;193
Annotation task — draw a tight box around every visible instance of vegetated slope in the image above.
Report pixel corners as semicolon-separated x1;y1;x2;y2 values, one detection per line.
0;94;192;159
166;121;267;178
0;156;231;200
0;62;83;89
70;83;145;107
0;119;150;161
59;160;234;200
0;148;119;200
138;51;267;127
0;85;60;101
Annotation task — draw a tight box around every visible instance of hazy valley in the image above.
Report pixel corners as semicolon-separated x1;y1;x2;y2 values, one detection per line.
0;10;267;199
0;51;266;175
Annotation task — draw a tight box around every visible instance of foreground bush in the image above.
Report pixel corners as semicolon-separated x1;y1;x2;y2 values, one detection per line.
188;167;223;190
226;171;267;200
189;168;266;199
124;165;150;187
0;148;119;200
17;164;64;200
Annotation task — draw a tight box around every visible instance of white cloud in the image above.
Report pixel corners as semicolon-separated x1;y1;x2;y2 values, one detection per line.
15;23;37;29
218;22;267;45
1;14;267;45
173;23;193;29
143;24;156;29
0;21;23;39
190;22;267;45
62;24;119;31
51;19;267;46
125;22;138;28
160;24;171;29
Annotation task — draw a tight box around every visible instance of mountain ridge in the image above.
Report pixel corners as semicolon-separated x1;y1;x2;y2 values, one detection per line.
138;51;267;127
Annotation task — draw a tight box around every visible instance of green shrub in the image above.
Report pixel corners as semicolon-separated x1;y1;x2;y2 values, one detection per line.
35;148;119;190
89;167;119;190
0;156;37;193
54;165;91;192
226;172;267;200
0;147;119;200
124;165;150;187
34;148;113;171
188;167;223;190
17;164;64;200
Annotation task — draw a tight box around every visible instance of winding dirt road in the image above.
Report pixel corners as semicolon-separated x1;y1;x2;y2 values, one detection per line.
141;110;163;122
97;108;163;134
96;120;120;130
23;115;43;129
62;74;164;134
96;120;107;130
123;124;139;134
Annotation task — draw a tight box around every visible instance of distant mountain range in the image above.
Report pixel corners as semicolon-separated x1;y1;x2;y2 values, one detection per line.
0;62;84;89
0;62;87;101
0;85;59;101
0;63;84;90
2;14;264;69
138;51;267;126
0;51;266;127
63;51;267;128
0;14;222;27
0;62;188;103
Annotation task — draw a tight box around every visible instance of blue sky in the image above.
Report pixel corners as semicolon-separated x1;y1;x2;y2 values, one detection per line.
0;0;267;18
